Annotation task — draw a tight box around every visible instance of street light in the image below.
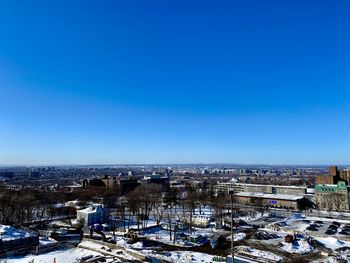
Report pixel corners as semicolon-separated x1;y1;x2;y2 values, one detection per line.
228;188;235;262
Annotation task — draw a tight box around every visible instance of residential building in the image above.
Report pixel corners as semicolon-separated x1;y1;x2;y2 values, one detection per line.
316;166;350;185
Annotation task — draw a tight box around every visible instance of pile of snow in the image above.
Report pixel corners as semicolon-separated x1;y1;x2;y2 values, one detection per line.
79;240;104;250
130;241;143;249
316;237;350;251
282;239;312;254
39;237;58;246
227;232;246;241
115;237;129;248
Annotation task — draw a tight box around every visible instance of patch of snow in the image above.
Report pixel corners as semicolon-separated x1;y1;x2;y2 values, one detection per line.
130;241;143;249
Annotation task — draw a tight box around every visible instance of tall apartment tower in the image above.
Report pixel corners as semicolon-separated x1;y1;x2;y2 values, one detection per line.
316;166;341;184
329;166;339;177
340;169;350;184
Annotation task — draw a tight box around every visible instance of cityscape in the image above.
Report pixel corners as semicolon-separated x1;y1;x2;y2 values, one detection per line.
1;1;350;263
1;165;350;262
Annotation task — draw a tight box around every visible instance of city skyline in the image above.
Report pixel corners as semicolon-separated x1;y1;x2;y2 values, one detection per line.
1;0;350;165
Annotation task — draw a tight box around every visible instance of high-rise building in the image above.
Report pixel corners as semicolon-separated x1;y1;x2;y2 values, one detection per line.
340;169;350;183
316;166;341;185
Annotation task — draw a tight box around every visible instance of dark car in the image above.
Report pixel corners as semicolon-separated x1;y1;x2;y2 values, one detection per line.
310;224;320;228
307;226;318;231
328;225;338;230
325;229;336;235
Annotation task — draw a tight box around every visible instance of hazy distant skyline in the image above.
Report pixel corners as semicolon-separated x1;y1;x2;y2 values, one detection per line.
1;1;350;165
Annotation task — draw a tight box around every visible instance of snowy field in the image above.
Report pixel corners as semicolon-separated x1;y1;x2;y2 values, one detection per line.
7;248;104;263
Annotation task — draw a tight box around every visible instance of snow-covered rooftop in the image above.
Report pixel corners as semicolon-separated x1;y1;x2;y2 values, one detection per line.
0;225;36;241
235;192;304;201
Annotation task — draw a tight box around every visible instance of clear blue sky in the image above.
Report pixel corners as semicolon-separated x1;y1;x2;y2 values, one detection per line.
1;0;350;165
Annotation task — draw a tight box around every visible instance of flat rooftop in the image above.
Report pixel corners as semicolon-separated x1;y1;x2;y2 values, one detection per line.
218;182;307;189
234;191;304;201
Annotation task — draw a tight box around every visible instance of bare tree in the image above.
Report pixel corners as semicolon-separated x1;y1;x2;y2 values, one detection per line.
163;188;179;241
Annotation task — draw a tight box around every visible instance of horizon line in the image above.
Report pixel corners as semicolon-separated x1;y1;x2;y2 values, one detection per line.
0;163;348;167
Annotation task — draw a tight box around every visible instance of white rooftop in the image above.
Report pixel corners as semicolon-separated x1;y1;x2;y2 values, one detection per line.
0;225;35;241
77;206;104;214
234;191;304;201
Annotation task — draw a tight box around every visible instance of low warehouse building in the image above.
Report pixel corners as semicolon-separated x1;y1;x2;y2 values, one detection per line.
234;192;311;210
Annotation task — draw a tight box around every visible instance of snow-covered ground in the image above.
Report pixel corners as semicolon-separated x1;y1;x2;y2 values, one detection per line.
315;236;350;251
144;228;196;246
78;240;137;261
165;251;213;263
281;239;312;254
236;246;283;262
259;213;350;258
141;250;215;263
226;232;247;242
7;248;104;263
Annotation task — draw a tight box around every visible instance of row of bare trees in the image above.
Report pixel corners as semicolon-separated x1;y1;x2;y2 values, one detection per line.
0;180;233;233
0;188;56;225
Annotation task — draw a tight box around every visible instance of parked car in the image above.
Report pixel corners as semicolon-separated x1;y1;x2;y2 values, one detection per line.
306;226;318;231
325;229;336;235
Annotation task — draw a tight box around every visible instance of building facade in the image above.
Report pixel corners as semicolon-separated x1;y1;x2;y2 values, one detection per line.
315;181;350;212
76;206;109;227
234;192;308;210
215;182;307;195
316;166;350;185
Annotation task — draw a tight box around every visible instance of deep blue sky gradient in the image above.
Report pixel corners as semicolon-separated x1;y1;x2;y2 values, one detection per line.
1;0;350;165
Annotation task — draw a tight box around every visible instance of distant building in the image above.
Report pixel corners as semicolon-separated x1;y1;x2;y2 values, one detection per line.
140;174;170;192
315;181;350;212
215;182;307;195
192;215;212;228
0;172;14;178
316;166;342;185
117;176;140;194
340;168;350;184
316;166;350;185
76;205;109;227
29;171;40;179
234;192;310;210
82;175;139;194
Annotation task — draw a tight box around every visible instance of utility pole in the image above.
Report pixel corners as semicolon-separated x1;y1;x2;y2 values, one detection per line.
228;188;234;262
